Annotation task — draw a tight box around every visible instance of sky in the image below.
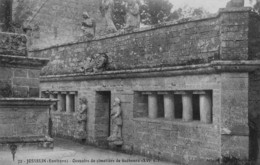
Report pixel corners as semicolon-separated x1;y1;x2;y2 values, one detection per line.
169;0;253;13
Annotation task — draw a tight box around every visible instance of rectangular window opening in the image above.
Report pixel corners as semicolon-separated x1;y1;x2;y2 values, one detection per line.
70;94;75;113
193;94;200;121
174;94;183;119
157;95;164;118
61;94;66;112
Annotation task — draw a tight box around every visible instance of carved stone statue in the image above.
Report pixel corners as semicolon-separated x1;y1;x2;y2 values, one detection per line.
99;0;117;34
82;53;109;73
107;97;123;145
124;0;140;31
226;0;244;8
81;12;96;38
74;97;88;139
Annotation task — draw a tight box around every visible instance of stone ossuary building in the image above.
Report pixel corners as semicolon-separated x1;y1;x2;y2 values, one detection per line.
5;0;260;164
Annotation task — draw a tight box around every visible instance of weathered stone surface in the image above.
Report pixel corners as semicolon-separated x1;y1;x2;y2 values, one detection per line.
14;69;27;78
41;74;222;163
0;99;55;137
13;77;39;87
221;135;249;159
30;6;260;165
29;8;257;76
12;86;28;98
0;32;27;56
29;87;39;97
0;67;12;79
28;69;40;78
12;0;115;49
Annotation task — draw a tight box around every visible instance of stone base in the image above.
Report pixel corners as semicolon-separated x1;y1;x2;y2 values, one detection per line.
108;139;123;146
0;136;54;151
74;131;87;140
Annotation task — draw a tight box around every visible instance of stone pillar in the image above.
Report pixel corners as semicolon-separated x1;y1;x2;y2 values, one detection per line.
0;0;12;32
148;93;158;119
182;92;193;121
199;91;212;123
57;92;62;112
66;93;71;113
161;92;175;119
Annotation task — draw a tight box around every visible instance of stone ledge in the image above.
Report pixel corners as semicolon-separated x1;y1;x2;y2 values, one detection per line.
0;136;53;144
51;111;76;116
219;7;253;13
132;117;215;128
0;54;49;69
40;60;260;82
29;7;254;52
0;98;57;107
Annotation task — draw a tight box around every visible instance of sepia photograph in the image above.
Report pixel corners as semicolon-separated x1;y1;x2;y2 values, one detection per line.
0;0;260;164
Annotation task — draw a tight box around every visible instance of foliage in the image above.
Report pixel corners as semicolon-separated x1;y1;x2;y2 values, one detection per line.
112;0;210;29
170;6;210;21
254;1;260;13
249;0;260;13
140;0;173;25
113;0;127;29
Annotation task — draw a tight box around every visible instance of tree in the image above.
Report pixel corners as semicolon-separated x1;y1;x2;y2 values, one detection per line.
113;0;174;28
112;0;209;29
170;6;209;20
113;0;127;29
253;0;260;13
140;0;173;25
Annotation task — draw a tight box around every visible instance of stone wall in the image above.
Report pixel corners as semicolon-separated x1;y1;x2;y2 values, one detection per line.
220;73;249;159
34;7;260;164
30;8;254;76
40;73;222;164
219;9;249;60
12;0;105;49
0;66;40;98
51;113;78;139
0;102;48;137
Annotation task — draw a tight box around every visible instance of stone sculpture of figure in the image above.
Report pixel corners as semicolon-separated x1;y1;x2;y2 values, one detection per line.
75;97;88;139
226;0;244;8
81;12;96;38
124;0;140;31
99;0;117;33
82;53;109;73
107;97;123;144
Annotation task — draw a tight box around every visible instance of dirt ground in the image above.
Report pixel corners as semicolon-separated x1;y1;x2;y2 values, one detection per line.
0;138;177;165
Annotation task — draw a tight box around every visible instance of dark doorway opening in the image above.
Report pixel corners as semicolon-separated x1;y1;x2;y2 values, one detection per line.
95;91;111;147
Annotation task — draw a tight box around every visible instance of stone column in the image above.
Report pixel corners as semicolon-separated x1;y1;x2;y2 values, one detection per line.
66;93;71;113
148;93;158;119
199;91;212;123
159;92;175;119
0;0;12;32
57;92;62;112
181;92;193;121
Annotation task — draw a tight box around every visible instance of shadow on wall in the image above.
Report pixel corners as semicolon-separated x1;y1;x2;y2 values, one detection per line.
249;116;259;163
